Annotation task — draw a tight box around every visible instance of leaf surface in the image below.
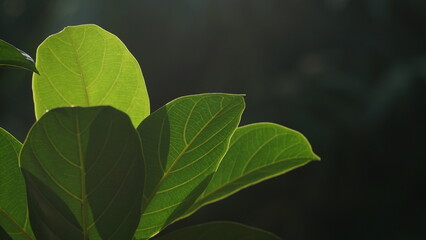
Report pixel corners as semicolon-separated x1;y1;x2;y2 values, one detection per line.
0;39;38;73
0;128;34;240
32;24;149;126
154;221;281;240
183;123;320;218
20;106;144;240
135;94;245;239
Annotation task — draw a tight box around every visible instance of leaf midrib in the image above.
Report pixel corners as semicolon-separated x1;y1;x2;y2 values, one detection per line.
75;109;88;240
139;97;232;216
68;30;90;105
197;125;313;205
176;156;313;223
201;156;310;201
198;137;306;203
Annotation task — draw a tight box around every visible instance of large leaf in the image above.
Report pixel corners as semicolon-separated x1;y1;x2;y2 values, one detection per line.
32;24;149;126
0;39;38;73
0;128;34;240
182;123;320;218
20;106;144;240
154;221;281;240
135;94;245;239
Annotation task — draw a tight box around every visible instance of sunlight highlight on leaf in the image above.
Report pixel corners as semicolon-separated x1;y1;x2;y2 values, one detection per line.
0;39;38;73
135;94;245;239
32;24;149;126
182;123;320;219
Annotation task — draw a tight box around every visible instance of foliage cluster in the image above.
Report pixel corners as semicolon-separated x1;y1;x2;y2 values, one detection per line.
0;24;319;240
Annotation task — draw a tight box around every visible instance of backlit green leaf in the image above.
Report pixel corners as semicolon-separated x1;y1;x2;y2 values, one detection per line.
183;123;320;218
0;128;35;240
32;24;149;126
20;106;144;240
135;94;245;239
0;39;38;74
154;221;281;240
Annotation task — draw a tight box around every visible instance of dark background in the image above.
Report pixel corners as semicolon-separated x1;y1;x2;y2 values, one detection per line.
1;0;425;239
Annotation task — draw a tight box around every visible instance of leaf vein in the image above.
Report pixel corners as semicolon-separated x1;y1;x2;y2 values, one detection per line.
87;156;135;230
0;209;34;240
69;32;90;105
42;124;81;169
169;120;235;174
198;156;312;207
29;141;82;202
98;52;125;104
157;153;219;194
38;64;72;105
86;120;113;175
142;201;181;216
86;132;130;197
46;45;80;76
240;133;293;174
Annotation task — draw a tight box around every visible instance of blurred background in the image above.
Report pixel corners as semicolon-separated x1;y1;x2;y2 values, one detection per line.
1;0;425;239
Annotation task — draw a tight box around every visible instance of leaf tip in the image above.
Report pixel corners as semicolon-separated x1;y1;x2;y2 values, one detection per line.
313;153;321;161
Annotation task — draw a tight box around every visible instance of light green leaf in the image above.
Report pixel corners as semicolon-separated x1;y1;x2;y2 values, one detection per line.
135;94;245;239
0;39;38;74
20;106;144;240
0;128;35;240
154;221;281;240
183;123;320;219
32;24;149;126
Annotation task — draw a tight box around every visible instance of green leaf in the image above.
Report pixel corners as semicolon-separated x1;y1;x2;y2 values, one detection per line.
32;24;150;126
20;106;144;240
154;221;281;240
183;123;320;219
0;128;35;240
135;94;245;239
0;39;38;74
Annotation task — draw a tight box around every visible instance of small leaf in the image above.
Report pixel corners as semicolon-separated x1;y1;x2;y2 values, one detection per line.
154;221;281;240
0;39;38;74
32;24;150;126
183;123;320;219
0;128;35;240
20;106;144;240
135;94;245;239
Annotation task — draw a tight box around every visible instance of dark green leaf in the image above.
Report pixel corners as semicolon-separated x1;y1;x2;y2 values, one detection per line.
32;24;150;126
0;128;35;240
0;39;38;74
183;123;320;219
154;221;281;240
135;94;245;239
20;106;144;240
